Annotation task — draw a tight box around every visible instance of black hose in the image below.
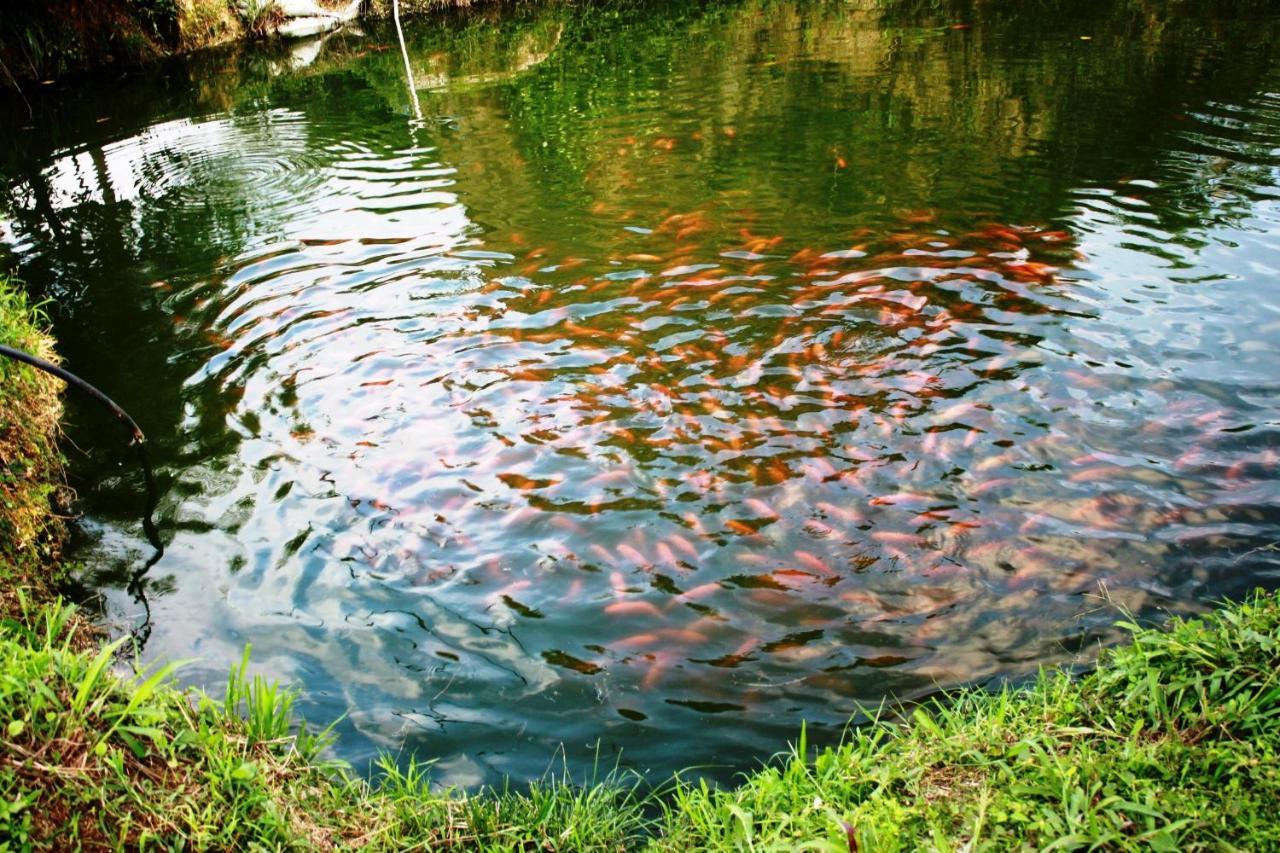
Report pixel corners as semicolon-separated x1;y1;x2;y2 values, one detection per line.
0;343;146;444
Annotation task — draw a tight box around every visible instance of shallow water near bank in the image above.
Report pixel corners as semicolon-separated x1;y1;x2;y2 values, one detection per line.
2;0;1279;787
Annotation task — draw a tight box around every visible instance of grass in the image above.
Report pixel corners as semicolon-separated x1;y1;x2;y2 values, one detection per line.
0;280;66;616
176;0;243;52
237;0;286;38
2;274;1279;848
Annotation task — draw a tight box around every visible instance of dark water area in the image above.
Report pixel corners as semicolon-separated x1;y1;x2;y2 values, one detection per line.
2;0;1279;787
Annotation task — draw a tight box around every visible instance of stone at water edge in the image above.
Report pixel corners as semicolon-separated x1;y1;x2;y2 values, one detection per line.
272;0;362;39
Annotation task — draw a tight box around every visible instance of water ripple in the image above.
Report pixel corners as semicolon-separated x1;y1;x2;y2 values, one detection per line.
5;1;1279;786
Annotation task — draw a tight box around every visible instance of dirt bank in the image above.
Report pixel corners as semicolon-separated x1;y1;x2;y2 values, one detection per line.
0;0;482;85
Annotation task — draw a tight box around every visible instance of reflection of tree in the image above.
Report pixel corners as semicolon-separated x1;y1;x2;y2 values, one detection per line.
0;0;1274;498
340;0;1280;241
1;0;1275;485
0;90;351;503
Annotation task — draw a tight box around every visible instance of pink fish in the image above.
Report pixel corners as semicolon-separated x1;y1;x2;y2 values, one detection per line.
657;628;708;644
682;512;709;536
675;582;722;603
668;534;700;560
488;579;531;604
871;531;920;547
656;542;680;569
616;633;660;648
617;543;650;566
641;651;675;689
794;550;835;575
969;477;1016;496
550;516;587;535
605;601;664;619
803;519;836;538
585;469;631;487
869;492;934;508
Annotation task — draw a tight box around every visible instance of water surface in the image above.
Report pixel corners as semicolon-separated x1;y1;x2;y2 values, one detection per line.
3;0;1279;786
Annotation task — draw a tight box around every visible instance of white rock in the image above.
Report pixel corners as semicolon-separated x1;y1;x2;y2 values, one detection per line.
273;0;362;39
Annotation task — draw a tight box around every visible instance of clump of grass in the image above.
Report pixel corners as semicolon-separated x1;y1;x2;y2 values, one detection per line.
365;753;652;850
237;0;285;38
176;0;241;52
0;595;339;848
655;592;1280;851
0;276;66;616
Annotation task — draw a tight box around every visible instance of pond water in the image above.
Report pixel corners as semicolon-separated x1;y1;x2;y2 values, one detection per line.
3;0;1280;787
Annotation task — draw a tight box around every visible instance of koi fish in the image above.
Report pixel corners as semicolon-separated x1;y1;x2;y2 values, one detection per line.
617;543;650;566
667;534;701;560
794;551;835;575
675;582;722;603
641;651;675;689
605;601;664;619
743;498;779;518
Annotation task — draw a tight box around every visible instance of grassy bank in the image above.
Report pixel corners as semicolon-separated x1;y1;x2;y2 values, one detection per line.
0;283;66;618
4;591;1278;849
2;276;1278;849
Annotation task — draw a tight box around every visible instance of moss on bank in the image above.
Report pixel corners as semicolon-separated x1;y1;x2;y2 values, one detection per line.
2;276;1279;849
0;281;66;615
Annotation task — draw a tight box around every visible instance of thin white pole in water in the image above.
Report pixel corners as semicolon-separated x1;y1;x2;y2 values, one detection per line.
392;0;423;121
